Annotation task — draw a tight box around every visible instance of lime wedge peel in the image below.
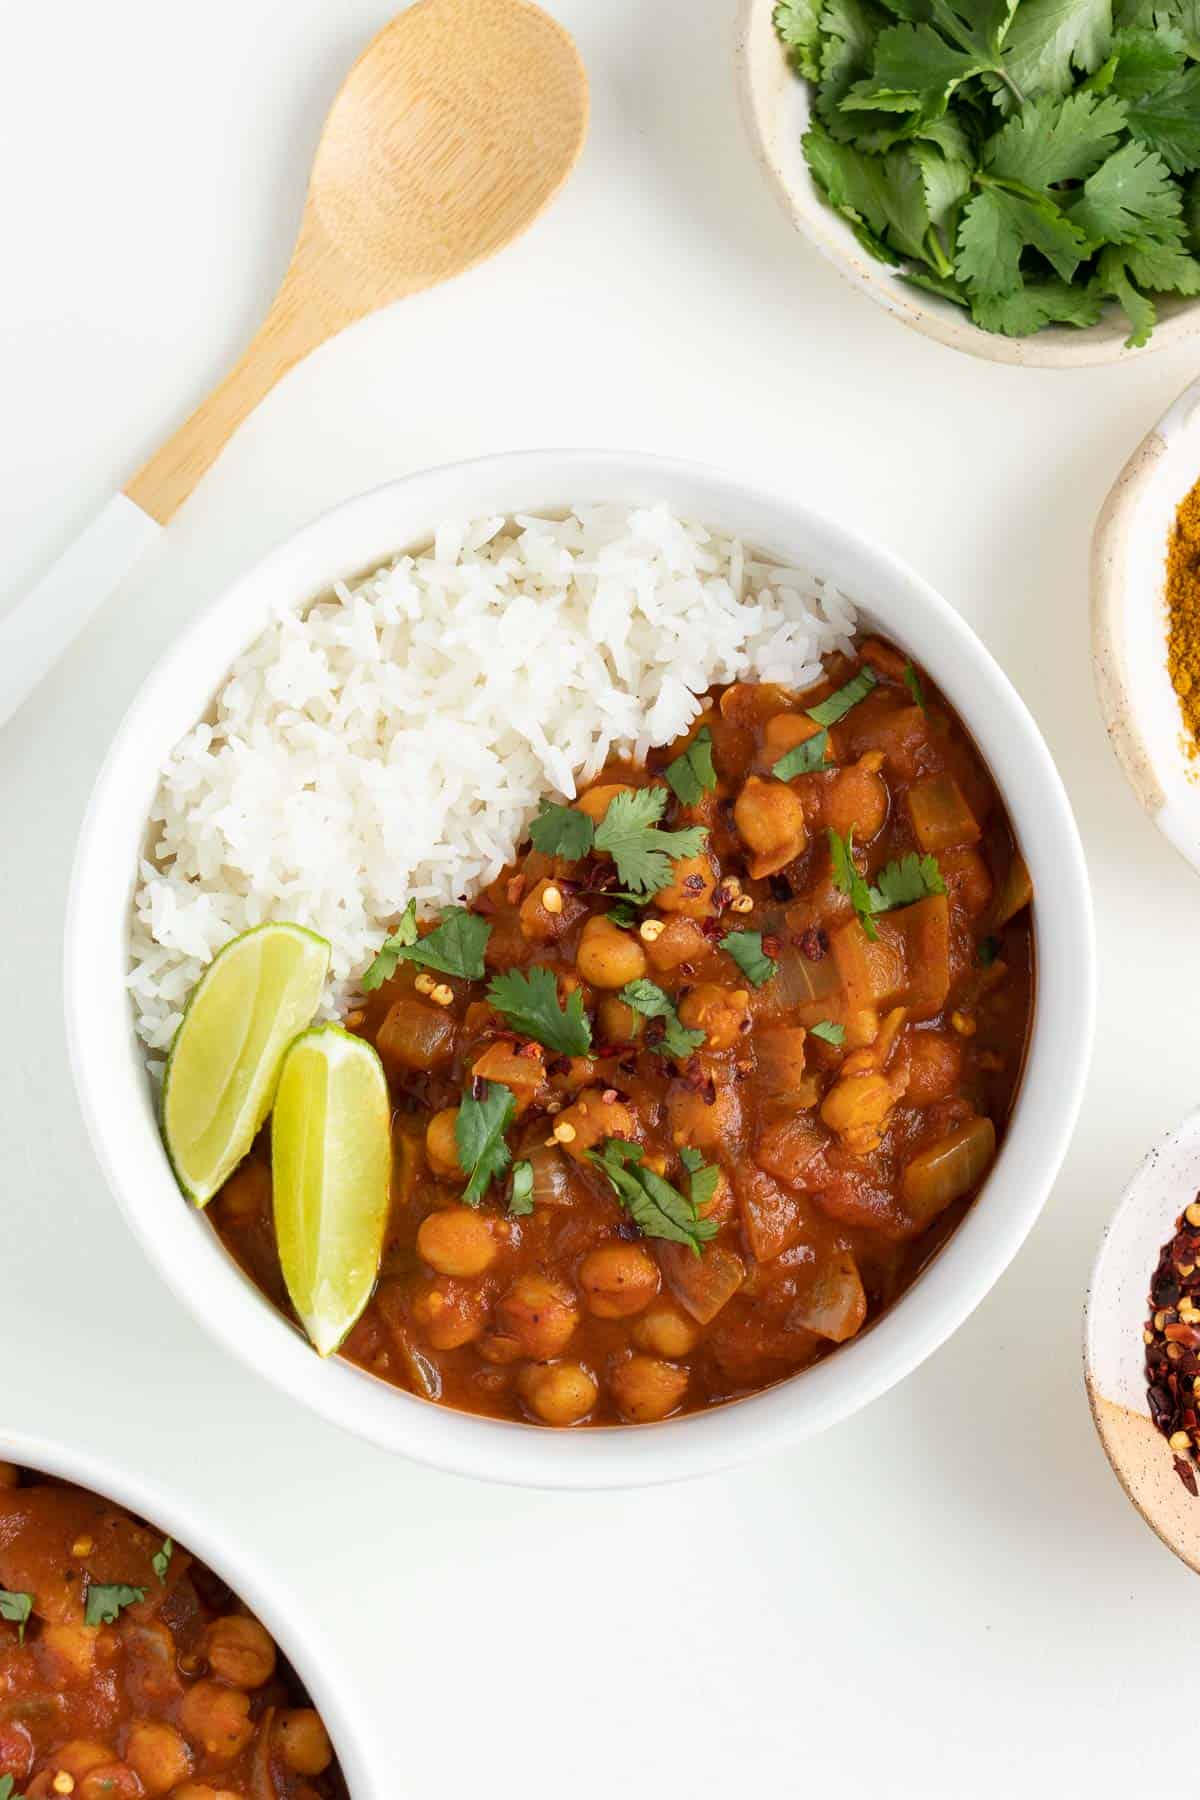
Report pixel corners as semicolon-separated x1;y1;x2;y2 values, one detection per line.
162;923;330;1207
271;1025;392;1358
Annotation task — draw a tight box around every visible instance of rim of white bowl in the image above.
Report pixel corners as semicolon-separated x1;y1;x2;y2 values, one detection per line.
0;1426;376;1796
734;0;1200;369
65;448;1096;1489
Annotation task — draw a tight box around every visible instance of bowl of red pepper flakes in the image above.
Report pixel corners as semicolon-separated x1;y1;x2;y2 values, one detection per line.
1086;1109;1200;1574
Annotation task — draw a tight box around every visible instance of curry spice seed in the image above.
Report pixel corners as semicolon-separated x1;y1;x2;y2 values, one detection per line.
1144;1194;1200;1496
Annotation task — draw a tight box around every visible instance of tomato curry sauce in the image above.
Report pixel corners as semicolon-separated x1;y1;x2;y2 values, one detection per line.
214;635;1034;1428
0;1468;344;1798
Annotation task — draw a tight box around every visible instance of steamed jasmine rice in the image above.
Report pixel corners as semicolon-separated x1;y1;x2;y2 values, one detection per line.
128;504;855;1058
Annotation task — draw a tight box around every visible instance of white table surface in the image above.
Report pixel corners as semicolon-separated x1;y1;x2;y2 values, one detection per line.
3;0;1198;1792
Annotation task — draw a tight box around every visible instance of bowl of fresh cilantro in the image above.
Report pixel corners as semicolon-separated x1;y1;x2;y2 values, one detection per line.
737;0;1200;362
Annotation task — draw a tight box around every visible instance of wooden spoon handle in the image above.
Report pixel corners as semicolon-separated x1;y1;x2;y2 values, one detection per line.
125;289;325;525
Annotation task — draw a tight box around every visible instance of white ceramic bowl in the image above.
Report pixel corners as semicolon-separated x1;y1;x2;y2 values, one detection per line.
735;0;1200;368
1092;374;1200;875
1085;1109;1200;1574
66;448;1095;1489
0;1426;375;1794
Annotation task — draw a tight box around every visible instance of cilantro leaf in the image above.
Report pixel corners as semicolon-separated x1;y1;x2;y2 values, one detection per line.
679;1144;721;1214
487;964;593;1055
1000;0;1113;102
0;1590;32;1644
152;1538;173;1583
508;1159;534;1216
957;185;1087;296
810;1019;847;1045
529;800;595;861
1097;26;1186;99
903;662;927;708
85;1583;146;1627
869;850;947;908
1095;242;1159;341
1127;67;1200;175
618;978;707;1059
393;906;491;981
776;0;825;78
971;275;1104;331
1069;139;1182;245
360;900;418;991
807;665;879;725
455;1080;516;1206
720;929;778;987
587;1139;719;1257
828;827;880;939
773;728;831;779
842;20;988;115
663;728;717;806
593;788;708;896
803;125;907;261
0;1776;24;1800
985;90;1127;188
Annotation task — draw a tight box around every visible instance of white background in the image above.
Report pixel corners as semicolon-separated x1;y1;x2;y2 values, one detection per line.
2;0;1198;1793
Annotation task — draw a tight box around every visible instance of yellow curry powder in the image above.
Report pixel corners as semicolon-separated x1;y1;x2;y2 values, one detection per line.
1167;476;1200;760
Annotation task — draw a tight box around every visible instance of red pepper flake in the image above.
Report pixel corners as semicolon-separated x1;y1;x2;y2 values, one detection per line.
796;927;829;962
1145;1194;1200;1495
761;934;781;959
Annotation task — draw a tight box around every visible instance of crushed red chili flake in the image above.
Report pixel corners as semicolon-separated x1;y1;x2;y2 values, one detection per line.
796;926;829;962
1144;1196;1200;1493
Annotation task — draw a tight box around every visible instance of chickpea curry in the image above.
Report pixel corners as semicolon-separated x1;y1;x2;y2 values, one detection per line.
0;1467;344;1799
213;635;1034;1428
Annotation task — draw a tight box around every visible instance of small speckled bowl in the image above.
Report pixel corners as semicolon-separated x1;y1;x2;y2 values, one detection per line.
735;0;1200;366
1093;375;1200;874
1085;1107;1200;1573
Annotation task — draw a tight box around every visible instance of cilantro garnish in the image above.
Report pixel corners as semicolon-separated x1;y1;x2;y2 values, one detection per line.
903;663;926;709
0;1590;32;1644
772;728;830;780
85;1582;146;1627
487;964;592;1056
829;829;946;939
779;0;1200;347
618;978;706;1059
360;900;418;991
810;1019;847;1046
720;929;777;988
587;1139;719;1257
455;1080;516;1206
0;1776;26;1800
529;800;596;862
679;1144;721;1214
593;788;709;896
663;728;717;805
508;1160;534;1216
806;666;878;727
392;905;491;981
152;1538;173;1583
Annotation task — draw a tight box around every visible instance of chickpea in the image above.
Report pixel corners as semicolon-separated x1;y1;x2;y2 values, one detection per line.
126;1721;193;1795
417;1206;498;1278
79;1767;141;1800
654;852;718;918
905;1030;963;1104
820;1069;903;1156
632;1302;700;1359
643;915;708;971
275;1709;334;1777
826;754;888;843
550;1086;638;1163
424;1107;460;1179
576;915;647;989
46;1743;114;1782
179;1681;253;1763
204;1614;276;1689
579;1243;660;1318
575;781;634;824
677;983;750;1053
596;996;643;1045
733;776;806;879
495;1273;579;1359
519;877;583;943
611;1355;689;1423
37;1620;98;1683
411;1277;489;1350
518;1361;599;1426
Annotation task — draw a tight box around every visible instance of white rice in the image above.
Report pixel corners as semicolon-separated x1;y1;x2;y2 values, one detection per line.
128;504;856;1059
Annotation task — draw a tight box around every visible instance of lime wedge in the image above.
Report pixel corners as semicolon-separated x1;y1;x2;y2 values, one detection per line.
271;1025;392;1357
162;923;330;1207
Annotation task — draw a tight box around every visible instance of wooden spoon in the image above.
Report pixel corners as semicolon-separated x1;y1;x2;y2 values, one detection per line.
1;0;587;727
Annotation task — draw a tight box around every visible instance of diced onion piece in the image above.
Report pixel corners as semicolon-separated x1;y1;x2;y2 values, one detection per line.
787;1250;867;1343
890;895;950;1022
989;852;1033;930
901;1116;996;1226
376;997;456;1072
471;1041;545;1113
906;773;980;852
832;919;905;1015
526;1144;582;1208
658;1242;746;1323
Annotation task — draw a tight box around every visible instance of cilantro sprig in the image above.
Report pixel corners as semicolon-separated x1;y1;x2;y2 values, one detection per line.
380;905;491;982
455;1080;516;1206
85;1582;146;1627
360;900;418;990
618;978;706;1059
778;0;1200;346
587;1139;720;1256
829;828;947;939
152;1538;173;1583
0;1776;27;1800
526;788;707;897
773;728;830;780
487;965;593;1055
663;727;718;805
508;1160;535;1216
810;1018;847;1046
721;929;777;988
529;800;596;861
0;1590;32;1644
